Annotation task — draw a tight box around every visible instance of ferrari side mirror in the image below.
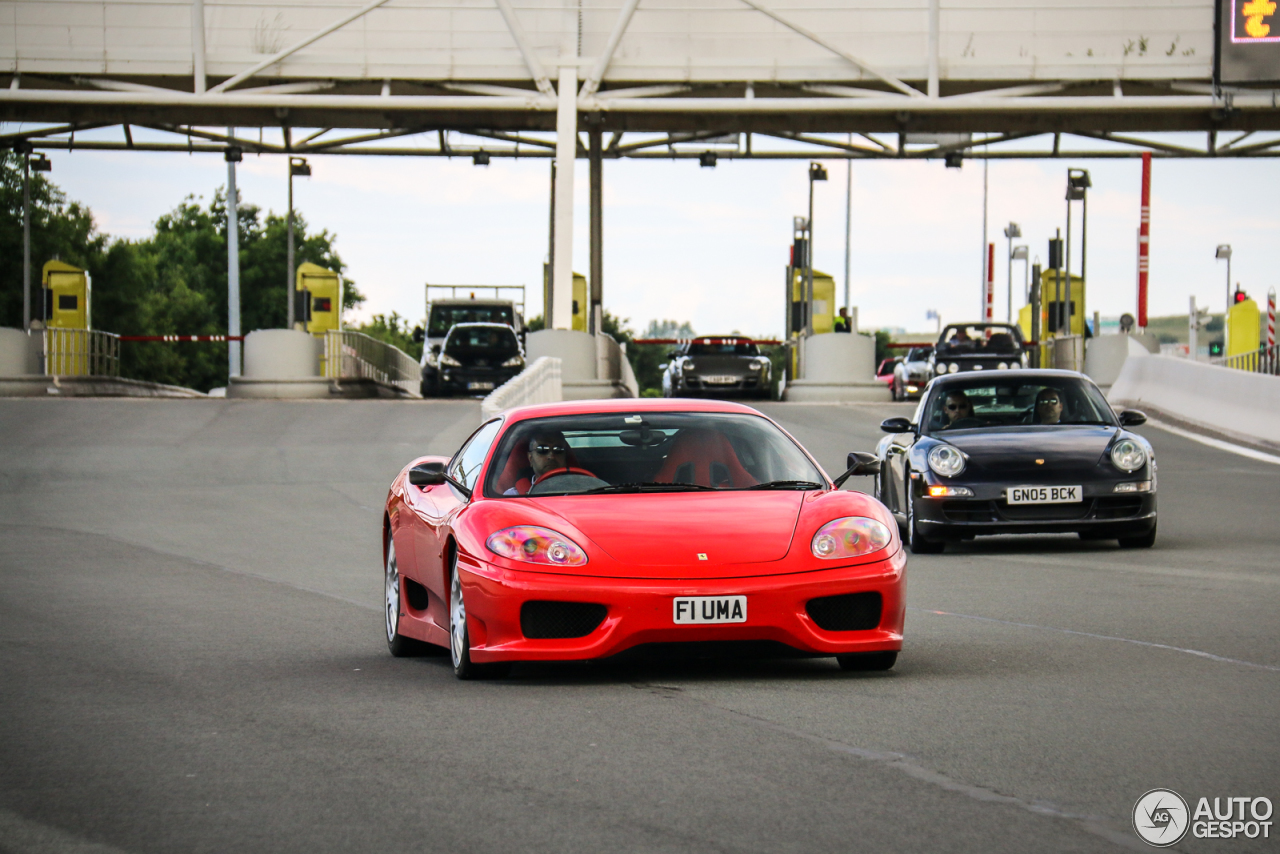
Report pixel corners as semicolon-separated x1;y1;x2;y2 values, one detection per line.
832;452;880;488
1118;409;1147;427
880;417;913;434
408;461;447;486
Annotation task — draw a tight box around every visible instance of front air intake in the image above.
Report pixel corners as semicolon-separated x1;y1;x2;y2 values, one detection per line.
520;601;607;639
805;592;882;632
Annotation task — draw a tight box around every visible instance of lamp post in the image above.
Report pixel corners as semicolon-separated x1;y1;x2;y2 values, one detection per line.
1065;169;1091;336
1003;222;1021;323
226;142;242;378
20;147;51;332
287;156;311;330
806;162;828;339
1011;245;1029;319
1216;244;1232;352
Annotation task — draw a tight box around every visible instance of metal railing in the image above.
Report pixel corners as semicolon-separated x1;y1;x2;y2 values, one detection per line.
481;357;562;422
322;330;420;395
1045;334;1085;373
1211;343;1280;375
42;328;120;377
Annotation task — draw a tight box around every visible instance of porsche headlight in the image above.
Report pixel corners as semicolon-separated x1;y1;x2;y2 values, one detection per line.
439;353;462;367
485;526;588;566
501;355;525;368
997;362;1009;370
948;362;960;373
1111;438;1146;472
927;444;966;477
424;352;438;368
811;517;892;559
749;358;769;371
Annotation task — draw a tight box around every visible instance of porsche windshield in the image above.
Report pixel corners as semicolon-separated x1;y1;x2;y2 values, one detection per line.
686;340;760;356
485;412;823;497
923;377;1117;434
935;324;1022;355
444;325;519;360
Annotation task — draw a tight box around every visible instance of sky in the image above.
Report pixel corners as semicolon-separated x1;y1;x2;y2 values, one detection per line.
14;124;1280;340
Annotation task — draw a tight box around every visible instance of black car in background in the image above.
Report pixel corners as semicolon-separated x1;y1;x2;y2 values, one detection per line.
928;323;1028;377
661;336;772;399
421;322;525;396
874;370;1156;553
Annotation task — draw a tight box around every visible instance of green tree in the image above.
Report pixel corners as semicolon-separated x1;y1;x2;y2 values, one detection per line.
357;312;423;361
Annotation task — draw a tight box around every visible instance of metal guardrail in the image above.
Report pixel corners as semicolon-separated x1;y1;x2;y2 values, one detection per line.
322;330;420;395
1211;343;1280;376
1045;335;1085;373
481;357;562;422
42;328;120;377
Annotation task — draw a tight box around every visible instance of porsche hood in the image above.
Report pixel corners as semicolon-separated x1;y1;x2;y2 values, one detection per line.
938;426;1119;479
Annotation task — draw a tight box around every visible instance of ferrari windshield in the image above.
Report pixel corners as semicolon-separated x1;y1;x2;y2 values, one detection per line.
923;376;1117;434
484;412;823;497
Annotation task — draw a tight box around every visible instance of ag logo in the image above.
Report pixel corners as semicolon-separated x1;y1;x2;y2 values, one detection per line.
1133;789;1190;847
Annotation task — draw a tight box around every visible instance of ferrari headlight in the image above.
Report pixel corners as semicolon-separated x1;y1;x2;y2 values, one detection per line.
486;526;588;566
927;444;966;477
1111;438;1146;472
811;517;892;559
439;353;462;367
501;355;525;368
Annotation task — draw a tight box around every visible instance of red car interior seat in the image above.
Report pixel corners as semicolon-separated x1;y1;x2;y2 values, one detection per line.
652;429;757;488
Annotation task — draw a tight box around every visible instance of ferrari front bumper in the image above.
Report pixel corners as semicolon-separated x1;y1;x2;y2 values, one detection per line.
455;549;906;664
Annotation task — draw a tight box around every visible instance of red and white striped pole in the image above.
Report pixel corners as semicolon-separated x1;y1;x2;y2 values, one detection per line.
1267;287;1276;374
1137;152;1151;330
985;242;995;334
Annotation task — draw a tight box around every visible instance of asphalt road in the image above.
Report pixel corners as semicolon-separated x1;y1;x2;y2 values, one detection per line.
1;398;1276;854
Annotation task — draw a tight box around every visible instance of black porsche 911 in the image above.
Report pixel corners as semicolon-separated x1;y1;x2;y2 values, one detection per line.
661;336;772;399
928;322;1028;377
873;369;1156;553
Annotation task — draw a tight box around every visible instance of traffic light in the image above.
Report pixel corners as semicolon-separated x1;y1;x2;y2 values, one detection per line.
1048;238;1064;270
1234;288;1249;304
1209;341;1224;357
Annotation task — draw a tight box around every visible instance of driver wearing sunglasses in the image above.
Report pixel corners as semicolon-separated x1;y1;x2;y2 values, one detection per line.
504;430;595;495
1033;387;1064;425
940;391;976;428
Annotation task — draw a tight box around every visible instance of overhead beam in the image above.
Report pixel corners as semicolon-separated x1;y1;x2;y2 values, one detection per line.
579;0;641;99
494;0;554;97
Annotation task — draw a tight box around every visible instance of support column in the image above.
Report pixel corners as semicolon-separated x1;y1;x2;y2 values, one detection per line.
588;123;603;336
226;143;242;377
21;148;30;332
551;64;577;331
191;0;207;94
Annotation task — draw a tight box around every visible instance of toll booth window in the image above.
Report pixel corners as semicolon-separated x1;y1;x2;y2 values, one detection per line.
58;295;78;310
313;297;332;313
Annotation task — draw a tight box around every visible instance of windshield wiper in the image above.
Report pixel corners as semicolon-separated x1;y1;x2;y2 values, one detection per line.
583;481;719;494
745;480;824;490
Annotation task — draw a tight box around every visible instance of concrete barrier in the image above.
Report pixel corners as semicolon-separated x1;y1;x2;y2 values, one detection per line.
1108;353;1280;450
527;329;634;400
481;357;562;421
1084;333;1156;390
784;331;889;402
0;327;37;376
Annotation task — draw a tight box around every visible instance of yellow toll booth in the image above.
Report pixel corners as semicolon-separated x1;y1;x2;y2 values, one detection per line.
296;262;342;335
791;268;836;335
571;272;588;332
1227;297;1260;357
42;260;90;329
1019;270;1085;339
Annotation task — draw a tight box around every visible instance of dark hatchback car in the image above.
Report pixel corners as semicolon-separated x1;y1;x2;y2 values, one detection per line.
874;370;1156;553
928;323;1028;377
661;336;772;399
421;322;525;396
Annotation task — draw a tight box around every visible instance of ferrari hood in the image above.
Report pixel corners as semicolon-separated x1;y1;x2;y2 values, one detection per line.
939;426;1118;478
540;491;805;574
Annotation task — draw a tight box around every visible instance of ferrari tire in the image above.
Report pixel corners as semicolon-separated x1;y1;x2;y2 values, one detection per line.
906;476;945;554
448;556;510;680
385;540;428;657
1118;523;1157;549
837;651;898;672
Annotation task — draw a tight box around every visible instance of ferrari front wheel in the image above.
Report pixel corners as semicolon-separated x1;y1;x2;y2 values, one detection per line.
448;557;510;680
385;540;423;657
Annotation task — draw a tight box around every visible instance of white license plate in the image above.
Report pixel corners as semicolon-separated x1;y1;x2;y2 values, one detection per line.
1006;485;1082;504
673;596;747;624
467;381;495;391
701;375;738;385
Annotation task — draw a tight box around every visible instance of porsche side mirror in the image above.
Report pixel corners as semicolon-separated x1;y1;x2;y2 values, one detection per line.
832;452;880;488
408;461;447;486
880;417;913;433
1119;409;1147;427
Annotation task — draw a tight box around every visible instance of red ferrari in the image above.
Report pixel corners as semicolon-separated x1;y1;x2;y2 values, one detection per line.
382;398;905;679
